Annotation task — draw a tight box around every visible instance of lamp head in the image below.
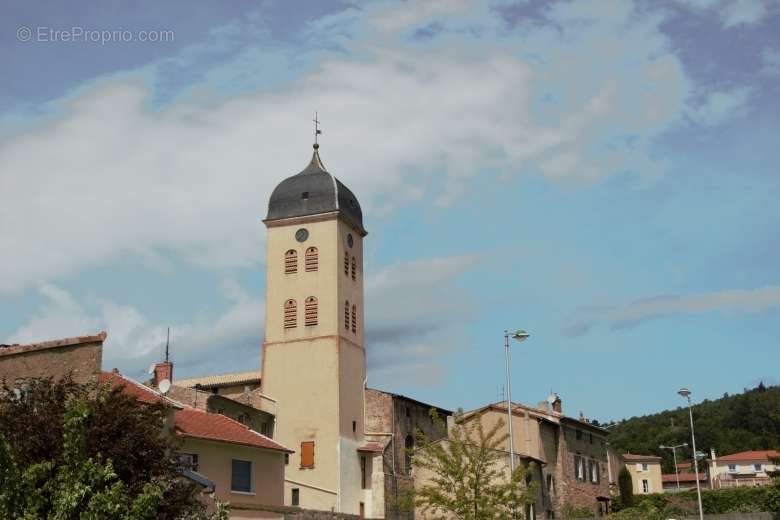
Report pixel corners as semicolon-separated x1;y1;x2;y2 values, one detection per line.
510;330;530;342
677;387;691;398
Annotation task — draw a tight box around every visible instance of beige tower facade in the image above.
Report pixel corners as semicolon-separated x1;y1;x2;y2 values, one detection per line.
261;145;373;515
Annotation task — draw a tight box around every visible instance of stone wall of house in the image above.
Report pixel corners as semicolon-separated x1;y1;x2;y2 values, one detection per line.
0;335;104;387
230;502;360;519
556;423;611;517
364;389;451;520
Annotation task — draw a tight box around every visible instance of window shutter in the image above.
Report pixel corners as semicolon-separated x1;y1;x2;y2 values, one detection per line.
351;304;357;333
284;300;297;329
351;256;356;280
301;441;315;468
344;252;349;275
285;250;297;274
305;247;318;272
344;300;350;330
305;297;318;326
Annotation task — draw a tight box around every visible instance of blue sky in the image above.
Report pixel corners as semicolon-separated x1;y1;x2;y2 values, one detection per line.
1;0;779;423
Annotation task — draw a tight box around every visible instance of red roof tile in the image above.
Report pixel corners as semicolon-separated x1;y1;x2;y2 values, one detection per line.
622;453;662;462
99;370;181;408
662;472;706;483
174;408;292;453
0;331;106;357
717;450;780;462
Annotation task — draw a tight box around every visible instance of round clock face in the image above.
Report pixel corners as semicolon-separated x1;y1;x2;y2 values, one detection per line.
347;234;354;248
295;228;309;242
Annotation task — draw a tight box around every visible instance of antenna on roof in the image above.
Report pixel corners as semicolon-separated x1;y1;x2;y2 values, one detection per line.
165;327;170;363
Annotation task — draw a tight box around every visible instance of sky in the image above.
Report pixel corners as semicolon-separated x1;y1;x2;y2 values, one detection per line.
1;0;779;423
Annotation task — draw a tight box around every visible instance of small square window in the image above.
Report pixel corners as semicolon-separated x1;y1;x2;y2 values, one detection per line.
301;191;309;200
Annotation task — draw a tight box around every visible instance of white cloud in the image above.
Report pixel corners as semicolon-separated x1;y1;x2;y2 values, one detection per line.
6;255;478;387
366;255;479;388
0;0;691;294
673;0;771;27
688;86;752;126
720;0;768;27
761;47;780;76
369;0;476;33
565;285;780;335
5;281;265;379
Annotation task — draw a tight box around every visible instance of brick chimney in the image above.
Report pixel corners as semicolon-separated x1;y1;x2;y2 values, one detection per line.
152;361;173;388
551;393;562;413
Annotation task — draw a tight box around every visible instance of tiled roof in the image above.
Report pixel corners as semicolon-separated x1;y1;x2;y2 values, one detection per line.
175;371;261;389
662;472;706;482
717;450;780;462
0;331;106;357
174;408;292;453
622;453;662;462
99;370;182;408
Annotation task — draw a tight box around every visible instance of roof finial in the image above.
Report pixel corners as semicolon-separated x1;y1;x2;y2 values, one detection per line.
313;111;322;149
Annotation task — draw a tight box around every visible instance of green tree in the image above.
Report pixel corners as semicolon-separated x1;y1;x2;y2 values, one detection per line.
618;466;634;508
0;377;222;519
403;409;538;520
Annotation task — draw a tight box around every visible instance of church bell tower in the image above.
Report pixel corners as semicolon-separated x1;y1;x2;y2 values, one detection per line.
261;141;368;514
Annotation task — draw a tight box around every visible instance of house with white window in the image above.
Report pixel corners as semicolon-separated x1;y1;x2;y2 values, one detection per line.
709;450;779;489
622;454;662;495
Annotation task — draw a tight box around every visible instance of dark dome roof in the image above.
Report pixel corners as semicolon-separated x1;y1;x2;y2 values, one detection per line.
265;146;366;235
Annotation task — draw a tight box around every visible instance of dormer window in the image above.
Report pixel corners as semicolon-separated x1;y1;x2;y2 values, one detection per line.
285;250;298;274
305;247;318;272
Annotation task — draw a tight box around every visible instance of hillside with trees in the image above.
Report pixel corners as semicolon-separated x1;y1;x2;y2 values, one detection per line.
603;383;780;472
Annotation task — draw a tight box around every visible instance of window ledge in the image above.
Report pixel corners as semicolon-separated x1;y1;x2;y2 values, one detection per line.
231;490;256;496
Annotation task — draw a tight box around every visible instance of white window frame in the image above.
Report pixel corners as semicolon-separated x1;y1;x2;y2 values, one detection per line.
642;479;649;493
728;464;737;473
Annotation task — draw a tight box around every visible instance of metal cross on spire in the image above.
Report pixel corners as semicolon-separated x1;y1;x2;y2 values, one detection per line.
313;111;322;145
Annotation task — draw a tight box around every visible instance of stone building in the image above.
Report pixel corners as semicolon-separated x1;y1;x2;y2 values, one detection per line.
0;331;105;387
364;389;452;519
454;396;612;519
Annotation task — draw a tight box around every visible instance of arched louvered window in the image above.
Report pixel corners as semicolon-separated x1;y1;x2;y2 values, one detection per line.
285;250;298;274
344;252;349;275
305;247;318;272
344;300;350;330
284;299;297;329
351;256;356;281
351;304;357;333
305;296;318;326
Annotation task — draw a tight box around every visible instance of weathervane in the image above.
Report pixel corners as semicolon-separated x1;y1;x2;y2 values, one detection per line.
313;111;322;146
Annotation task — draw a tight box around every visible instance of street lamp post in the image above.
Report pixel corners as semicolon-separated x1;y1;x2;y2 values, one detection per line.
504;329;530;475
659;442;688;491
678;388;704;520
